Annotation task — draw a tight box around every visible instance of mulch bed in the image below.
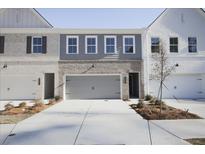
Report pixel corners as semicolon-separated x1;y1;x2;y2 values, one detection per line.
130;103;202;120
185;138;205;145
0;99;61;124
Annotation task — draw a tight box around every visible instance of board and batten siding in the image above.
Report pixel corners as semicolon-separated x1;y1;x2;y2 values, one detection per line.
0;8;51;28
60;34;142;60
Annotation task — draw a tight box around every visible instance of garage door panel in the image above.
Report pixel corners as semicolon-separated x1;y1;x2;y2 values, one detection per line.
0;75;37;100
150;75;205;99
65;75;121;99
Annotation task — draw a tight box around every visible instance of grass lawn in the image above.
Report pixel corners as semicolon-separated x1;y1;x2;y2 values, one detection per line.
185;138;205;145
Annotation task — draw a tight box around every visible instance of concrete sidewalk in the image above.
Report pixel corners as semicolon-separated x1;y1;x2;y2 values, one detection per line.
151;119;205;139
165;99;205;118
0;100;190;145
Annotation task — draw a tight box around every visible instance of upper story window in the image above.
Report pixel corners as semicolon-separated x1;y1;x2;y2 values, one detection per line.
32;37;43;53
188;37;197;53
123;36;135;54
104;36;117;54
85;36;97;54
151;37;160;53
170;37;178;53
66;36;79;54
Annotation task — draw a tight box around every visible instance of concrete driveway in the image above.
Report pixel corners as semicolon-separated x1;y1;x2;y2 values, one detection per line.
1;100;188;145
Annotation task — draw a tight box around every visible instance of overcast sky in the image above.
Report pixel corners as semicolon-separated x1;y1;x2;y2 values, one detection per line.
37;8;165;28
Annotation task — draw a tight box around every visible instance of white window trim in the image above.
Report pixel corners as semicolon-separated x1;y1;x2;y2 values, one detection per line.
32;36;43;53
123;35;135;54
104;35;117;54
85;35;98;54
66;36;79;54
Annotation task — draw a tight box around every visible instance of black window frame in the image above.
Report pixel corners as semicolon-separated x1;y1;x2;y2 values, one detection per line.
151;37;160;53
169;37;178;53
188;37;197;53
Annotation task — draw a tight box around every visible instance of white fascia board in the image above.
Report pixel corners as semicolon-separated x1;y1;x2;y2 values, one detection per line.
0;28;145;34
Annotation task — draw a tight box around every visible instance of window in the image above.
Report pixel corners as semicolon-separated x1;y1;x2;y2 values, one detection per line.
123;36;135;54
104;36;117;54
151;37;160;53
66;36;79;54
85;36;97;54
188;37;197;53
170;37;178;53
32;37;42;53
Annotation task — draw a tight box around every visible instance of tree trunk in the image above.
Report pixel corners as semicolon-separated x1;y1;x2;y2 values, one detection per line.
159;80;163;119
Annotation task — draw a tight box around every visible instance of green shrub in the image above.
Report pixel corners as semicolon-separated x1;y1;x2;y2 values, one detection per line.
33;101;45;107
4;103;14;110
54;96;61;101
18;102;27;108
144;94;153;101
137;101;145;108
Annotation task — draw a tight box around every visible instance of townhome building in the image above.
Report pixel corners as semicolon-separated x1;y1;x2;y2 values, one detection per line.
0;8;144;100
1;8;205;101
144;8;205;99
0;8;59;100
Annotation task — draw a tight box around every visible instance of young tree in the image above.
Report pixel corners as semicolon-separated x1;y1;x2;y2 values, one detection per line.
150;40;176;117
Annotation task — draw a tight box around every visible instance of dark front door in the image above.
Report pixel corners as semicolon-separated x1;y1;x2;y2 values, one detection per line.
44;73;55;99
129;73;139;98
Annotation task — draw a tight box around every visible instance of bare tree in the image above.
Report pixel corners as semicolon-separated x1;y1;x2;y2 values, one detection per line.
150;40;176;117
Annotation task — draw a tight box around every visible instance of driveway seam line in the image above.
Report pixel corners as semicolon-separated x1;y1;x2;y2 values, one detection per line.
2;124;17;145
147;120;152;145
150;121;183;140
74;103;92;145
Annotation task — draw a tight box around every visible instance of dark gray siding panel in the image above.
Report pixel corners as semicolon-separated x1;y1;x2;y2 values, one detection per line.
60;34;142;60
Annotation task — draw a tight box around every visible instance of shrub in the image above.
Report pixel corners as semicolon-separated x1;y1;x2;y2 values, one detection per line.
47;99;55;105
149;97;157;104
155;100;165;105
18;102;27;108
54;96;61;101
137;101;145;108
4;103;14;110
144;94;153;101
33;101;45;107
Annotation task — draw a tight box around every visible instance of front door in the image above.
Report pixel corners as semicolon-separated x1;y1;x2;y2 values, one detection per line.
44;73;55;99
129;73;139;98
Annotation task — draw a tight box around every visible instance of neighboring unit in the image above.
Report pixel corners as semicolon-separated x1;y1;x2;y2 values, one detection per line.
0;8;59;100
144;8;205;99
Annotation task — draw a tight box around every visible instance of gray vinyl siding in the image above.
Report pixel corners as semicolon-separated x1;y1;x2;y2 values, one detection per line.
60;34;142;60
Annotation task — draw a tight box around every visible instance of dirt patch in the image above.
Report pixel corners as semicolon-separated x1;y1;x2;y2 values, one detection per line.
130;103;202;120
0;114;34;124
0;99;61;124
185;138;205;145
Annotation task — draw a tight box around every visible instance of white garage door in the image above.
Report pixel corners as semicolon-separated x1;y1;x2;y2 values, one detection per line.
65;75;121;99
150;74;205;99
0;75;38;100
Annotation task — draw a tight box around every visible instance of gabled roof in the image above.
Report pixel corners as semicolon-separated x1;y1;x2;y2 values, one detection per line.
147;8;205;29
0;8;53;28
32;8;53;28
